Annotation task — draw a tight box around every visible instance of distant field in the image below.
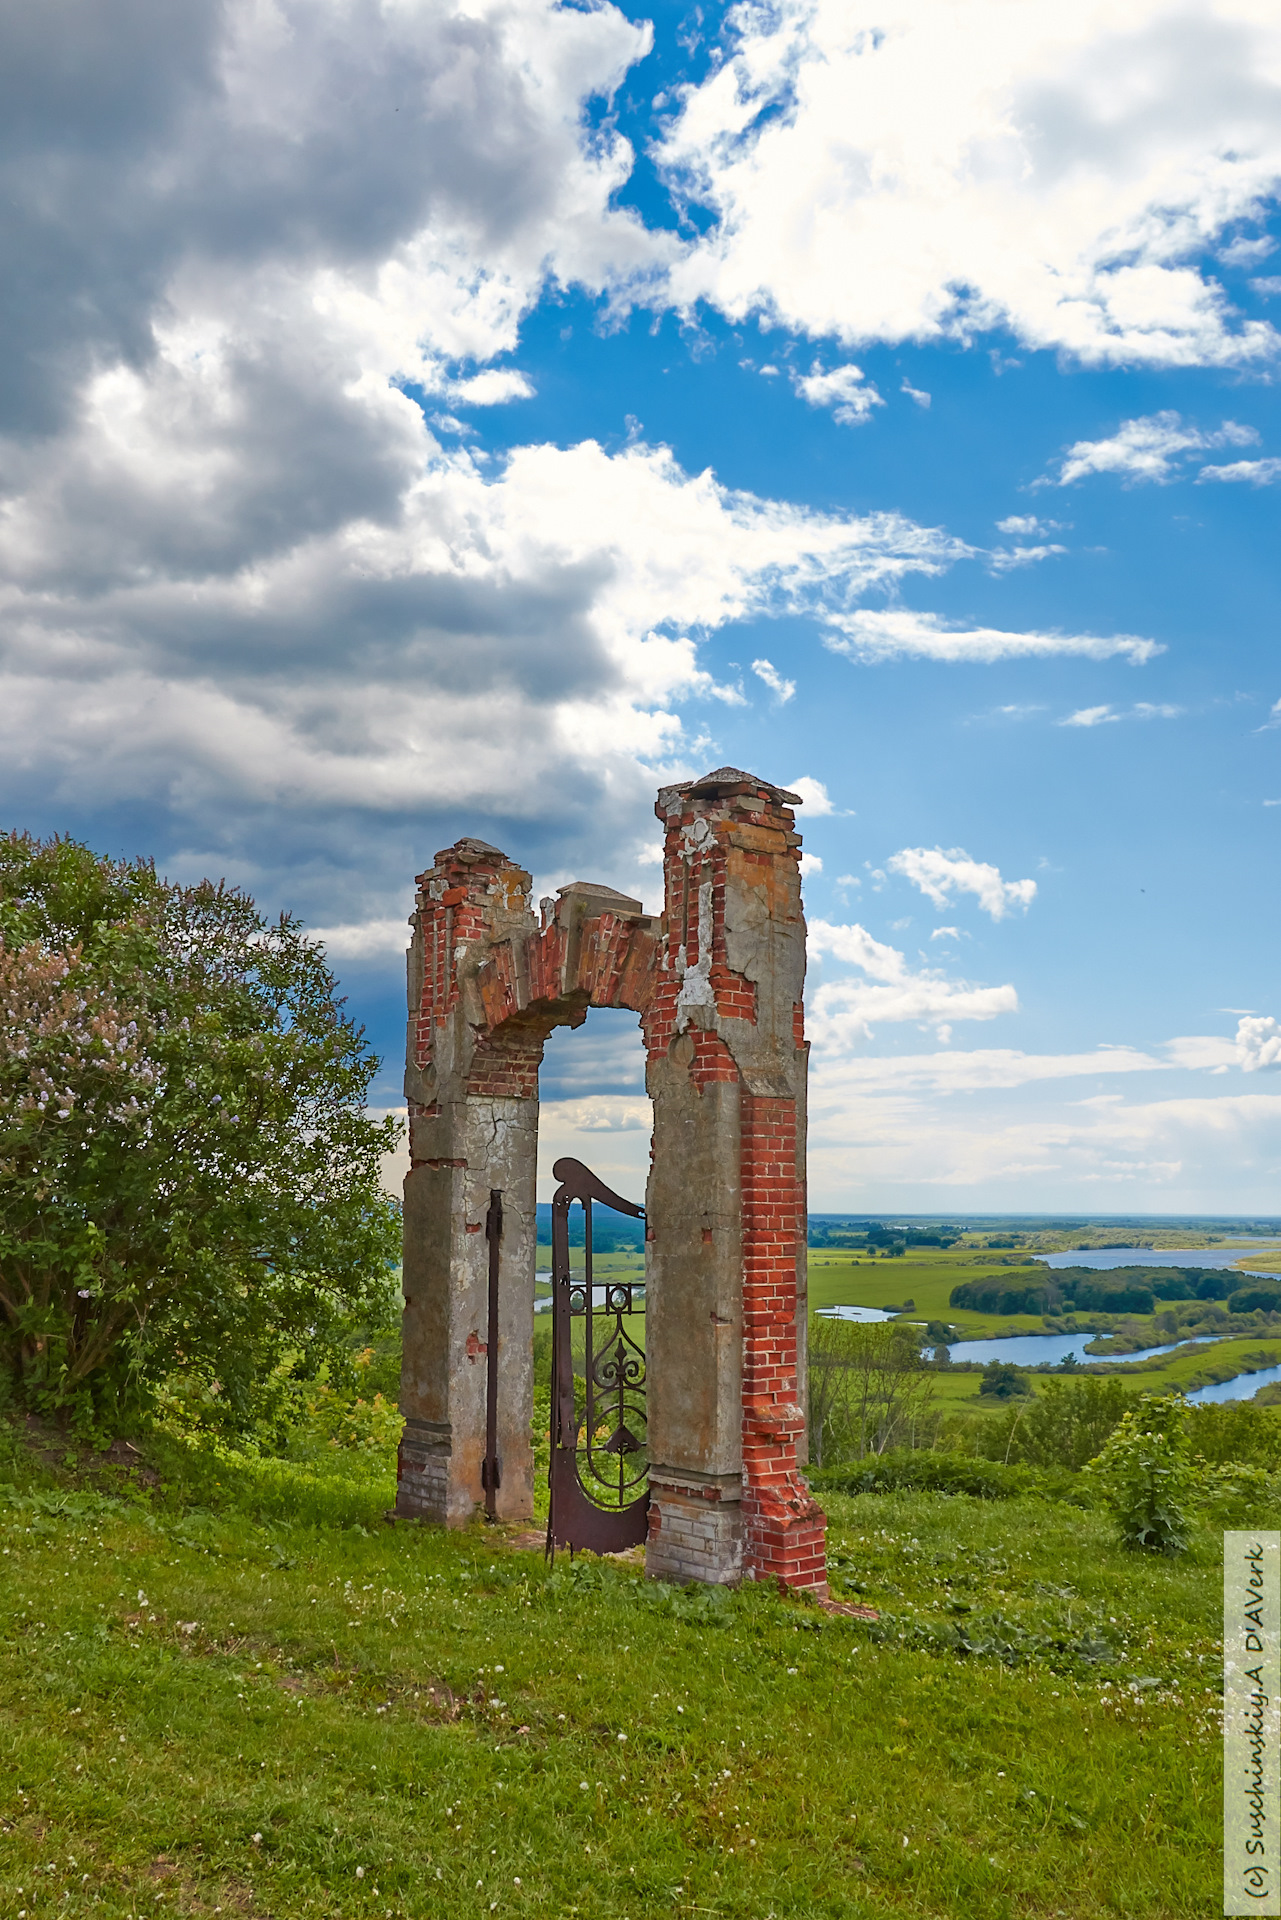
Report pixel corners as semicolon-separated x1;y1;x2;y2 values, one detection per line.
807;1251;1044;1332
533;1243;1281;1401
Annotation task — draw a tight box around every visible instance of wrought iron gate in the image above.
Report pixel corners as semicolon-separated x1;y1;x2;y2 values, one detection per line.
547;1155;649;1556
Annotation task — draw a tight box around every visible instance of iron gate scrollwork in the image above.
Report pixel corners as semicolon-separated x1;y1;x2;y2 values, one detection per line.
547;1155;649;1556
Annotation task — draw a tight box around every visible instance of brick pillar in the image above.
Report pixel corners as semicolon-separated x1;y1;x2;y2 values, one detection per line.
396;840;541;1526
644;769;826;1593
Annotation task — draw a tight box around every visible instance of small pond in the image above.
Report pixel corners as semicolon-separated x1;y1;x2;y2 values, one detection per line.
816;1304;895;1324
534;1282;645;1315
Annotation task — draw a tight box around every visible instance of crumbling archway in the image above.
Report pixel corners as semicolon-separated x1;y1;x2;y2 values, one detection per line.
395;768;827;1593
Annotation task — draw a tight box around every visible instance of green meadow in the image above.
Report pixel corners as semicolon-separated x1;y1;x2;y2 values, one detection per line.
0;1410;1227;1920
2;1236;1264;1919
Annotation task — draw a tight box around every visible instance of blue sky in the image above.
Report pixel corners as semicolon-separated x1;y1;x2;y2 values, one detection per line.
2;0;1281;1210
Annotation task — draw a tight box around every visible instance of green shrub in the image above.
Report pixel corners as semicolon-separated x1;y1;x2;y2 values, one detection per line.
807;1317;936;1465
1186;1396;1281;1469
810;1449;1083;1504
1087;1395;1196;1555
978;1360;1031;1399
976;1376;1134;1470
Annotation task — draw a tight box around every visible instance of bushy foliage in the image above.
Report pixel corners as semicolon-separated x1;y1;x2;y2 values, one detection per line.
1229;1283;1281;1315
1087;1395;1196;1555
949;1274;1050;1315
951;1264;1235;1319
1185;1397;1281;1469
0;833;401;1432
978;1361;1031;1399
811;1448;1082;1504
976;1376;1134;1469
807;1317;936;1465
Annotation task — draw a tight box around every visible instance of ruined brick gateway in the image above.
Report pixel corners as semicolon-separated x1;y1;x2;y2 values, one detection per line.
395;767;828;1593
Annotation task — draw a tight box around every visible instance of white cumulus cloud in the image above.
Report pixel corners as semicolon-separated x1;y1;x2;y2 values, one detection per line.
1238;1015;1281;1072
886;847;1037;920
447;369;537;406
786;775;836;815
793;362;884;425
656;0;1281;368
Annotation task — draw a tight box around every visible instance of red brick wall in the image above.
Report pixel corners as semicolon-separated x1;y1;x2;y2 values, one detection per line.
740;1091;827;1592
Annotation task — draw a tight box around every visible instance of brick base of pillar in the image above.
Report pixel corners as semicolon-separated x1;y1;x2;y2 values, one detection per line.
395;1420;452;1524
743;1470;828;1595
646;1473;743;1585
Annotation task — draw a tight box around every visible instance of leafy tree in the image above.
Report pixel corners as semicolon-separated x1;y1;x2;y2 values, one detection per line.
978;1361;1031;1399
1229;1283;1281;1315
1087;1394;1195;1554
950;1275;1050;1315
0;833;401;1432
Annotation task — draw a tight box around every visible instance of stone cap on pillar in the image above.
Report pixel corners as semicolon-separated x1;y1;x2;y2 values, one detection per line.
656;768;804;816
555;879;646;920
425;836;508;875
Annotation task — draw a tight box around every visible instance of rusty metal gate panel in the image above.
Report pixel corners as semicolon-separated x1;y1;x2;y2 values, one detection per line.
547;1155;649;1556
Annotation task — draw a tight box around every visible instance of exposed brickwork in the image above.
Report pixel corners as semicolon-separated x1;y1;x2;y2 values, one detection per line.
740;1090;827;1591
411;840;520;1072
688;1030;738;1087
465;1026;546;1101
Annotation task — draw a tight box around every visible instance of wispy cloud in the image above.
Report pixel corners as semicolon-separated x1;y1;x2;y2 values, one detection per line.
1059;703;1182;727
901;381;931;408
988;541;1067;572
752;657;796;703
887;846;1036;920
825;609;1161;665
1046;412;1258;486
1197;457;1281;486
996;515;1066;536
808;919;1019;1043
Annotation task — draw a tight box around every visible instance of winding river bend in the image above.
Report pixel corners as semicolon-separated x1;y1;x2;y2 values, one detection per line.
821;1245;1281;1403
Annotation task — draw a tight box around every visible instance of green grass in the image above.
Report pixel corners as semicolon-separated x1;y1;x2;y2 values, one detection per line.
808;1251;1010;1327
0;1421;1226;1920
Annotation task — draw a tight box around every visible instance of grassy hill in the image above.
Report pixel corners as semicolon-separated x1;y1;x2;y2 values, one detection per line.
0;1407;1227;1919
